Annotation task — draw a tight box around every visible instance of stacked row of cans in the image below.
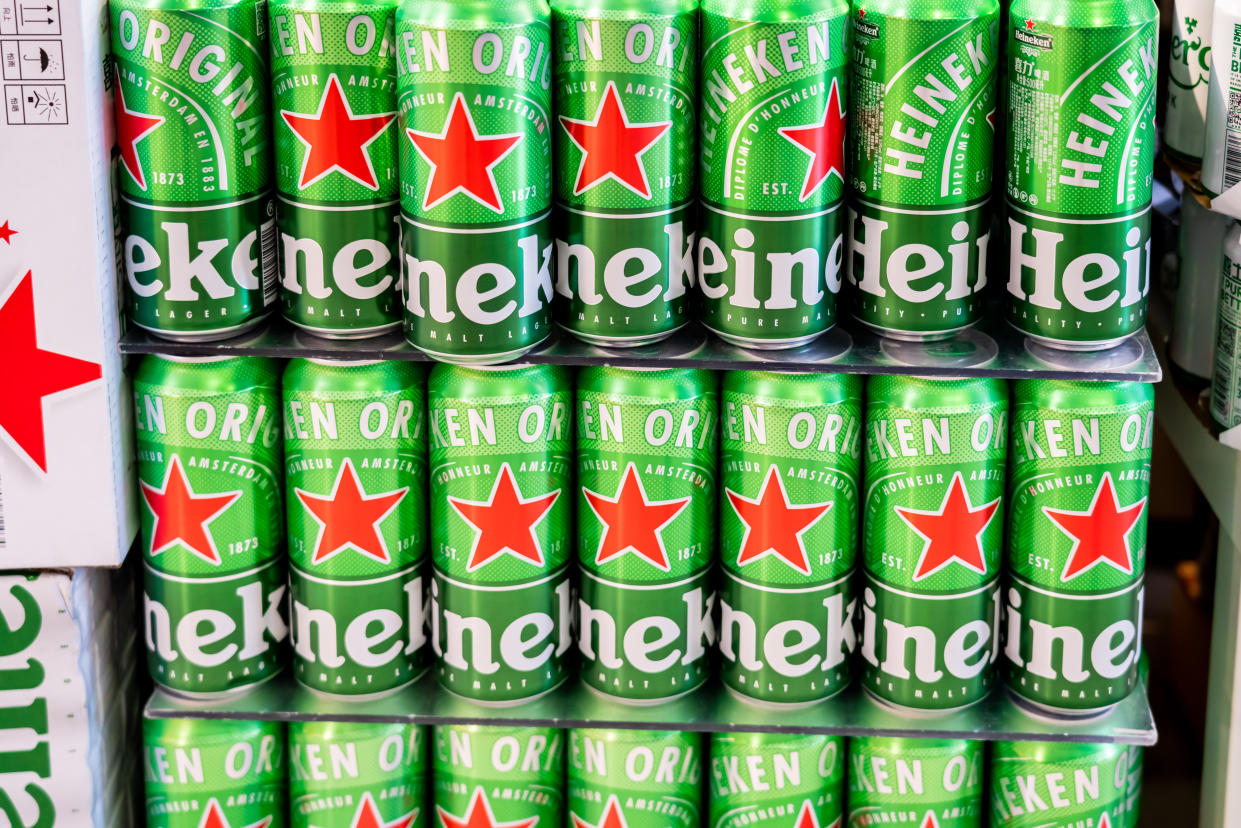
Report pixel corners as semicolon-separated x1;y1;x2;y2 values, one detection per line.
135;356;1153;718
110;0;1158;359
144;718;1144;828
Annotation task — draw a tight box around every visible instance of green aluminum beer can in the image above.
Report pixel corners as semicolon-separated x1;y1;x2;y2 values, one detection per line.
111;0;277;341
283;359;428;698
145;717;287;828
395;0;554;364
697;0;849;349
708;732;845;828
135;355;287;698
552;0;699;346
1004;0;1159;350
991;741;1129;828
577;367;718;703
270;0;403;338
290;721;425;828
847;737;983;828
429;364;573;703
861;376;1007;713
719;371;862;705
434;725;564;828
847;0;1000;341
569;729;702;828
1004;380;1152;718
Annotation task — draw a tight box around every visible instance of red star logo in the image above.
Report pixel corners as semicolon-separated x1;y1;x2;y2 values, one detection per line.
777;79;846;202
726;466;831;575
197;798;273;828
559;81;672;198
406;93;523;213
0;220;16;245
295;458;408;565
857;8;865;17
449;463;560;572
280;74;395;191
114;71;165;191
439;789;537;828
582;463;690;571
793;802;833;828
140;455;241;566
917;814;939;828
1043;473;1146;583
894;472;999;582
1094;814;1112;828
571;797;627;828
0;272;102;472
1025;19;1036;29
347;792;418;828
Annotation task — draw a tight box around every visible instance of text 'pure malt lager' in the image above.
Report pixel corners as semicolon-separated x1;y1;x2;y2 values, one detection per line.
395;0;554;363
697;0;849;349
110;0;277;341
134;356;287;698
144;718;287;828
283;359;428;698
1004;0;1159;350
848;737;983;828
708;732;846;828
289;721;425;828
861;376;1007;713
434;725;564;828
847;0;1000;341
576;367;718;703
552;0;698;346
270;0;403;338
991;741;1133;828
429;364;573;703
569;729;702;828
1005;380;1152;718
719;371;862;706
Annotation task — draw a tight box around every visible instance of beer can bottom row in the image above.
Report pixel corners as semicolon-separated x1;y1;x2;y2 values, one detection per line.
705;325;829;352
290;319;403;341
136;312;273;344
560;323;684;349
863;687;984;719
1007;687;1118;723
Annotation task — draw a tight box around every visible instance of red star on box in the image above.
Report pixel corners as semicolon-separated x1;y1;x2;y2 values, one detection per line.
583;463;690;571
197;799;273;828
1043;473;1146;583
348;792;418;828
726;466;831;575
439;789;537;828
0;220;16;245
449;463;560;572
894;472;999;582
0;272;102;473
571;797;628;828
280;74;396;191
559;81;672;198
295;458;408;565
407;93;523;213
777;79;846;201
140;454;241;565
114;71;165;191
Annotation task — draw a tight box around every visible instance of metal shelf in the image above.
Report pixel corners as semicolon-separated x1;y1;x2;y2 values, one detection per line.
145;675;1157;745
119;316;1163;382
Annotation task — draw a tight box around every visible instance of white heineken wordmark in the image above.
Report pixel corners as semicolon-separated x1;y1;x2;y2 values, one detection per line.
579;575;715;677
293;570;426;673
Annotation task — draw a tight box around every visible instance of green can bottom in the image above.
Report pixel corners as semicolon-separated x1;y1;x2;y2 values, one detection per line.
556;322;686;349
408;335;551;366
136;310;273;344
704;324;830;351
863;686;987;718
287;318;402;341
1005;686;1121;723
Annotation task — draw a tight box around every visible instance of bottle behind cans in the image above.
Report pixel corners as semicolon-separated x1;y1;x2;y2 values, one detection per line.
433;725;565;828
569;729;703;828
847;737;983;828
1204;0;1241;195
1172;194;1230;381
1212;223;1241;427
1166;0;1214;168
708;732;845;828
990;741;1131;828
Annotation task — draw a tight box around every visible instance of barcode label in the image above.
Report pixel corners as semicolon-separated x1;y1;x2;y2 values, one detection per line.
1214;316;1238;423
260;218;279;307
1225;89;1241;190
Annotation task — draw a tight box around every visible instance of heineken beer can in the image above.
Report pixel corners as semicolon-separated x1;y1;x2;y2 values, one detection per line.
847;0;1000;341
847;737;983;828
697;0;849;349
708;732;845;828
270;0;403;338
569;729;702;828
551;0;699;346
1005;0;1159;350
434;725;564;828
1211;223;1241;428
290;721;425;828
1166;0;1214;168
145;717;287;828
396;0;554;363
1005;380;1153;718
111;0;277;341
861;376;1007;713
991;741;1131;828
135;355;287;698
577;367;718;703
284;359;428;697
719;371;862;706
429;364;573;703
